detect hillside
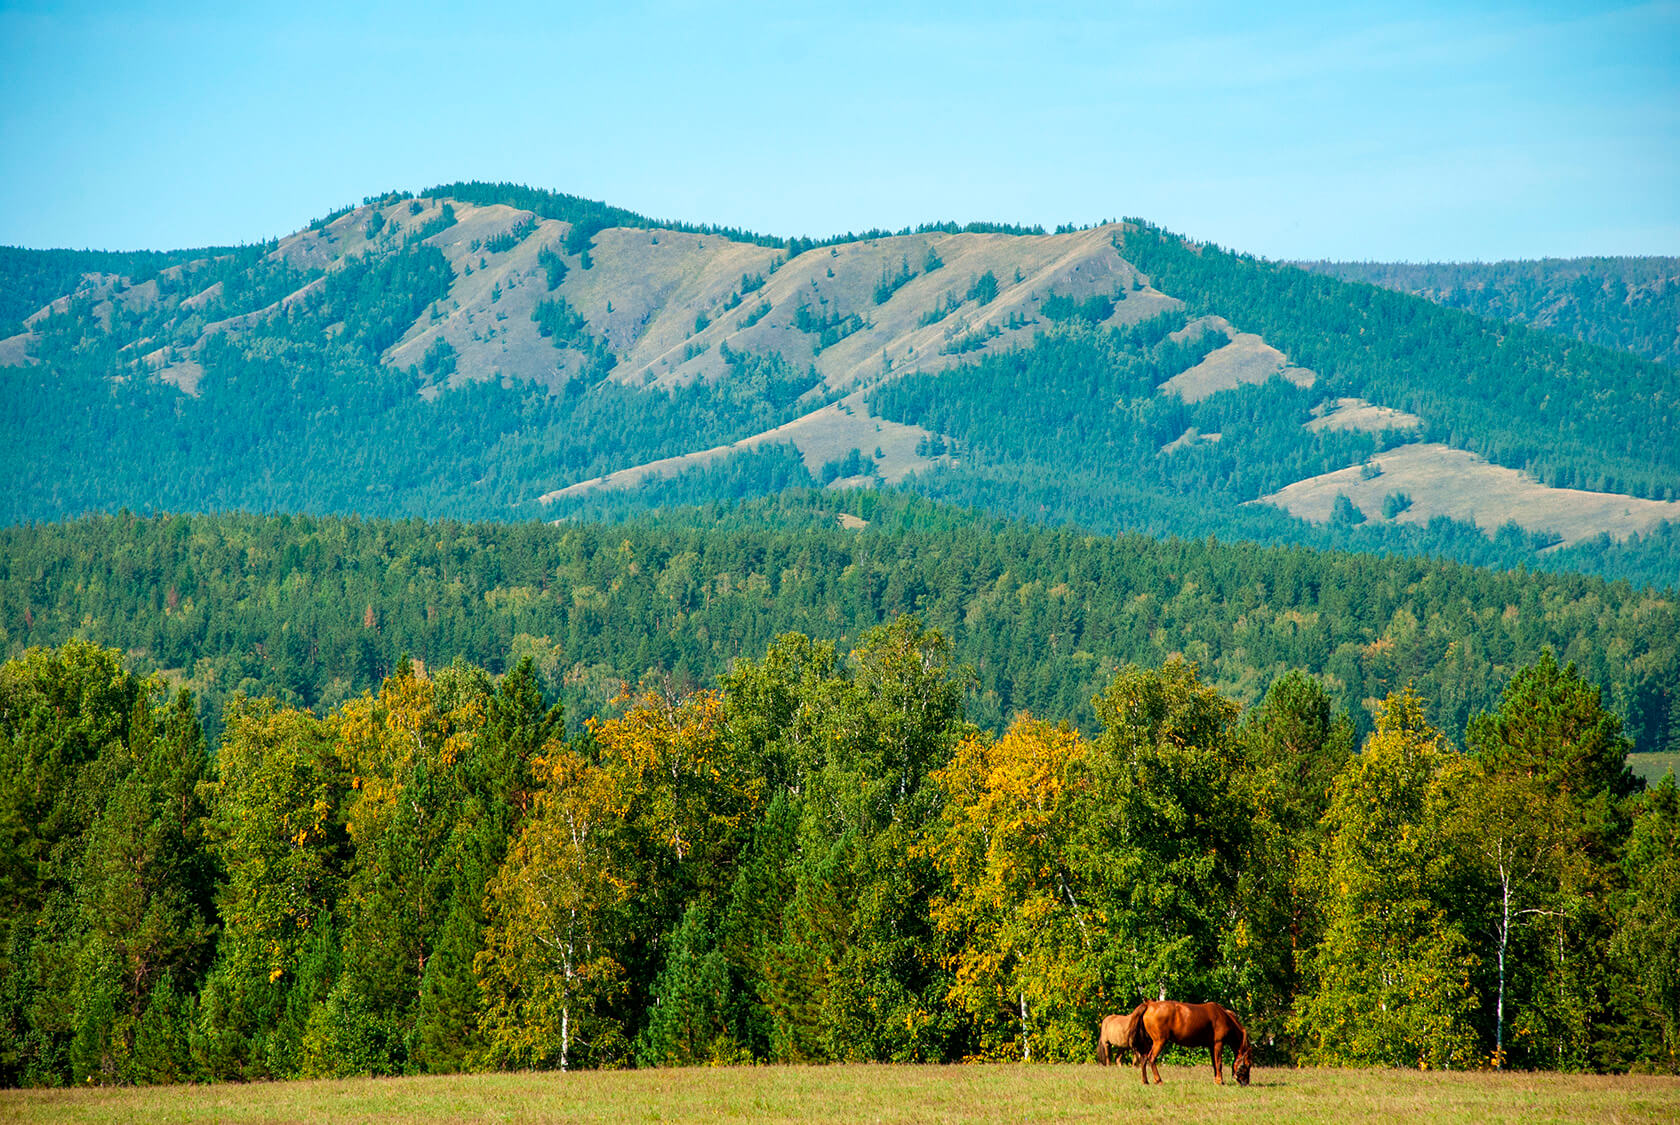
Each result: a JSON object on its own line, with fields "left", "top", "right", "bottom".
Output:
{"left": 1297, "top": 256, "right": 1680, "bottom": 367}
{"left": 3, "top": 184, "right": 1677, "bottom": 587}
{"left": 4, "top": 496, "right": 1675, "bottom": 755}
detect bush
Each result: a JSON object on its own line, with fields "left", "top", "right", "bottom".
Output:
{"left": 300, "top": 979, "right": 398, "bottom": 1078}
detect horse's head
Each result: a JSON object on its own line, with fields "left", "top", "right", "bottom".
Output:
{"left": 1234, "top": 1040, "right": 1252, "bottom": 1086}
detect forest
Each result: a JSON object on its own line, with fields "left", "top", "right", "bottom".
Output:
{"left": 860, "top": 312, "right": 1680, "bottom": 591}
{"left": 1297, "top": 256, "right": 1680, "bottom": 368}
{"left": 6, "top": 189, "right": 1679, "bottom": 1086}
{"left": 3, "top": 498, "right": 1678, "bottom": 755}
{"left": 2, "top": 623, "right": 1676, "bottom": 1086}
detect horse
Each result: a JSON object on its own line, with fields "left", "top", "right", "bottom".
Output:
{"left": 1095, "top": 1004, "right": 1150, "bottom": 1066}
{"left": 1132, "top": 1000, "right": 1252, "bottom": 1086}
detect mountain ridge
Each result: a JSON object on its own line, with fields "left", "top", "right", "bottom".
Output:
{"left": 4, "top": 182, "right": 1676, "bottom": 588}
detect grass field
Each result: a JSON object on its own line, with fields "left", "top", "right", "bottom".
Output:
{"left": 1628, "top": 752, "right": 1678, "bottom": 787}
{"left": 4, "top": 1063, "right": 1678, "bottom": 1125}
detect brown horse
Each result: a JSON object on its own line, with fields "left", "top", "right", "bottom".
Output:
{"left": 1095, "top": 1004, "right": 1149, "bottom": 1066}
{"left": 1133, "top": 1000, "right": 1252, "bottom": 1086}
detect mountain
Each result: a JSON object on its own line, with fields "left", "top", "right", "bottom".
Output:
{"left": 4, "top": 183, "right": 1677, "bottom": 588}
{"left": 1296, "top": 256, "right": 1680, "bottom": 367}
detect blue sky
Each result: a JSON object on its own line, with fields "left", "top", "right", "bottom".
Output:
{"left": 1, "top": 0, "right": 1675, "bottom": 260}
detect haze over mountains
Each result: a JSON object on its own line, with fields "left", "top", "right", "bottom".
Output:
{"left": 1300, "top": 257, "right": 1680, "bottom": 368}
{"left": 4, "top": 183, "right": 1677, "bottom": 588}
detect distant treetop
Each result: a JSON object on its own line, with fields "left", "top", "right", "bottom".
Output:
{"left": 407, "top": 181, "right": 1060, "bottom": 253}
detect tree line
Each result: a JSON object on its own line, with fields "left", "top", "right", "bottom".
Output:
{"left": 3, "top": 499, "right": 1678, "bottom": 756}
{"left": 2, "top": 628, "right": 1676, "bottom": 1087}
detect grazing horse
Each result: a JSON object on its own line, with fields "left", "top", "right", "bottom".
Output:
{"left": 1133, "top": 1000, "right": 1252, "bottom": 1086}
{"left": 1096, "top": 1004, "right": 1150, "bottom": 1065}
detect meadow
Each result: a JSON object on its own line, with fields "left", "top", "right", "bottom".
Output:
{"left": 4, "top": 1063, "right": 1678, "bottom": 1125}
{"left": 1629, "top": 751, "right": 1680, "bottom": 787}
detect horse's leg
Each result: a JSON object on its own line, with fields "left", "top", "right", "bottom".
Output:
{"left": 1145, "top": 1039, "right": 1165, "bottom": 1084}
{"left": 1212, "top": 1036, "right": 1223, "bottom": 1085}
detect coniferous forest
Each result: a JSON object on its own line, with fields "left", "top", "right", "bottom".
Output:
{"left": 4, "top": 497, "right": 1677, "bottom": 752}
{"left": 1296, "top": 256, "right": 1680, "bottom": 369}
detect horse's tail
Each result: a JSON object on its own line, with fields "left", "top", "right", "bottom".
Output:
{"left": 1121, "top": 1001, "right": 1150, "bottom": 1057}
{"left": 1125, "top": 1002, "right": 1149, "bottom": 1049}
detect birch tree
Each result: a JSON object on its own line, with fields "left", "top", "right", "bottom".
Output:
{"left": 1292, "top": 687, "right": 1481, "bottom": 1068}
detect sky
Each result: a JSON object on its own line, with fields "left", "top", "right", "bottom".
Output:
{"left": 1, "top": 0, "right": 1676, "bottom": 261}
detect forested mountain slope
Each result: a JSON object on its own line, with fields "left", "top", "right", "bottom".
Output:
{"left": 4, "top": 495, "right": 1675, "bottom": 756}
{"left": 0, "top": 245, "right": 236, "bottom": 338}
{"left": 1297, "top": 256, "right": 1680, "bottom": 367}
{"left": 4, "top": 184, "right": 1677, "bottom": 588}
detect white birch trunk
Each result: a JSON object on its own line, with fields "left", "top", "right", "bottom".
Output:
{"left": 1020, "top": 993, "right": 1029, "bottom": 1062}
{"left": 561, "top": 906, "right": 576, "bottom": 1073}
{"left": 1496, "top": 862, "right": 1510, "bottom": 1068}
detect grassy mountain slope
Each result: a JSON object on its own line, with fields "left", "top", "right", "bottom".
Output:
{"left": 0, "top": 244, "right": 241, "bottom": 337}
{"left": 3, "top": 184, "right": 1676, "bottom": 588}
{"left": 1122, "top": 227, "right": 1680, "bottom": 500}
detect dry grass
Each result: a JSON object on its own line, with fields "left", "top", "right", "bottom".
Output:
{"left": 1305, "top": 396, "right": 1422, "bottom": 434}
{"left": 1157, "top": 333, "right": 1316, "bottom": 403}
{"left": 541, "top": 393, "right": 945, "bottom": 502}
{"left": 1261, "top": 442, "right": 1680, "bottom": 545}
{"left": 1629, "top": 752, "right": 1679, "bottom": 787}
{"left": 5, "top": 1063, "right": 1677, "bottom": 1125}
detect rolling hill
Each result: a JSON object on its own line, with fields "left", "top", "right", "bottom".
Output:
{"left": 4, "top": 183, "right": 1677, "bottom": 587}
